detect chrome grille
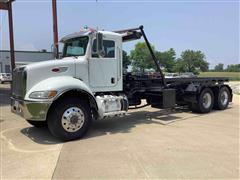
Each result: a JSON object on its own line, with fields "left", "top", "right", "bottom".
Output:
{"left": 12, "top": 67, "right": 27, "bottom": 99}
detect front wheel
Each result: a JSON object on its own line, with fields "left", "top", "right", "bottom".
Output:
{"left": 47, "top": 97, "right": 91, "bottom": 141}
{"left": 190, "top": 88, "right": 214, "bottom": 113}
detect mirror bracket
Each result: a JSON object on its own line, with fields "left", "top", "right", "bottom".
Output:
{"left": 96, "top": 32, "right": 105, "bottom": 57}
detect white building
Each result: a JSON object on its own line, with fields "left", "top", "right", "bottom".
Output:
{"left": 0, "top": 50, "right": 54, "bottom": 73}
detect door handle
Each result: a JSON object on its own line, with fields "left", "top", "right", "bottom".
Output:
{"left": 111, "top": 77, "right": 115, "bottom": 84}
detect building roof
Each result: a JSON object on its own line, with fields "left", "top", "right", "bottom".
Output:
{"left": 0, "top": 50, "right": 52, "bottom": 54}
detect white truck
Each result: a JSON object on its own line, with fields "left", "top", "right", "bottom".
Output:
{"left": 0, "top": 73, "right": 12, "bottom": 84}
{"left": 11, "top": 26, "right": 232, "bottom": 141}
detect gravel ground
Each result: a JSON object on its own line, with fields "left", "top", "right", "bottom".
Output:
{"left": 228, "top": 81, "right": 240, "bottom": 95}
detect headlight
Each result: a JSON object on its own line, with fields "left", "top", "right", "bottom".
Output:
{"left": 29, "top": 91, "right": 57, "bottom": 99}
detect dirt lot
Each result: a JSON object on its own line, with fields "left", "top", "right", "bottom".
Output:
{"left": 0, "top": 83, "right": 239, "bottom": 179}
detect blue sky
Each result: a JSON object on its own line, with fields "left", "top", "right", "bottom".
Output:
{"left": 0, "top": 0, "right": 239, "bottom": 68}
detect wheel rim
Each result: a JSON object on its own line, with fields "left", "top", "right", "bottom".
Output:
{"left": 202, "top": 92, "right": 212, "bottom": 109}
{"left": 61, "top": 107, "right": 85, "bottom": 132}
{"left": 220, "top": 91, "right": 228, "bottom": 106}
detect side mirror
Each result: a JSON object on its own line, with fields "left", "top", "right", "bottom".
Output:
{"left": 96, "top": 32, "right": 105, "bottom": 57}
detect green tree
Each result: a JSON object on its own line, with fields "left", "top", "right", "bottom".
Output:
{"left": 130, "top": 42, "right": 155, "bottom": 73}
{"left": 173, "top": 58, "right": 187, "bottom": 73}
{"left": 156, "top": 48, "right": 176, "bottom": 72}
{"left": 226, "top": 64, "right": 240, "bottom": 72}
{"left": 174, "top": 50, "right": 209, "bottom": 74}
{"left": 214, "top": 63, "right": 224, "bottom": 72}
{"left": 122, "top": 50, "right": 131, "bottom": 70}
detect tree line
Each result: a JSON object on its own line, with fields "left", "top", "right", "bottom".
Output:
{"left": 213, "top": 63, "right": 240, "bottom": 72}
{"left": 123, "top": 42, "right": 239, "bottom": 74}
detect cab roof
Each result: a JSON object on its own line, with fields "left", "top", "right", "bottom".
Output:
{"left": 60, "top": 28, "right": 122, "bottom": 42}
{"left": 60, "top": 28, "right": 93, "bottom": 42}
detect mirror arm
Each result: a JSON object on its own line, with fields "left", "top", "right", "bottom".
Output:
{"left": 96, "top": 32, "right": 104, "bottom": 56}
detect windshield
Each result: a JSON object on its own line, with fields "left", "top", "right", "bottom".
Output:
{"left": 62, "top": 36, "right": 89, "bottom": 57}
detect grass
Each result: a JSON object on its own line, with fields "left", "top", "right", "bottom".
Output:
{"left": 199, "top": 72, "right": 240, "bottom": 81}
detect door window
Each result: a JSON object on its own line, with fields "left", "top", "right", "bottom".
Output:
{"left": 92, "top": 39, "right": 115, "bottom": 58}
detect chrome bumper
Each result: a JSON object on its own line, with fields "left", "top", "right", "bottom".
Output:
{"left": 11, "top": 97, "right": 52, "bottom": 121}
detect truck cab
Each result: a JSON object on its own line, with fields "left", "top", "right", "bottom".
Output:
{"left": 60, "top": 29, "right": 123, "bottom": 92}
{"left": 11, "top": 27, "right": 128, "bottom": 140}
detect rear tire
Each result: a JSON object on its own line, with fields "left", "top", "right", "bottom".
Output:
{"left": 214, "top": 86, "right": 230, "bottom": 110}
{"left": 27, "top": 120, "right": 47, "bottom": 128}
{"left": 190, "top": 88, "right": 214, "bottom": 113}
{"left": 47, "top": 97, "right": 91, "bottom": 141}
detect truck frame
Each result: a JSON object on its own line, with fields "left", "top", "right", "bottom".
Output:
{"left": 11, "top": 25, "right": 232, "bottom": 141}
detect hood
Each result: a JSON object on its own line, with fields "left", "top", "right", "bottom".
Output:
{"left": 25, "top": 57, "right": 76, "bottom": 92}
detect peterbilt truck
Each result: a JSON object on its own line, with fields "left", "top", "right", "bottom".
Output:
{"left": 11, "top": 26, "right": 232, "bottom": 141}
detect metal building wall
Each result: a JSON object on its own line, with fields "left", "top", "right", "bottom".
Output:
{"left": 0, "top": 50, "right": 54, "bottom": 73}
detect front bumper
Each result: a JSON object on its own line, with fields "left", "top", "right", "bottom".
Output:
{"left": 11, "top": 97, "right": 52, "bottom": 121}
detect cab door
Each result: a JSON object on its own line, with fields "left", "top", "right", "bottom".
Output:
{"left": 89, "top": 37, "right": 119, "bottom": 90}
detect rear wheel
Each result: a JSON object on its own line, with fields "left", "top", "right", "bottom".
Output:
{"left": 27, "top": 120, "right": 47, "bottom": 127}
{"left": 214, "top": 86, "right": 230, "bottom": 110}
{"left": 190, "top": 88, "right": 214, "bottom": 113}
{"left": 47, "top": 97, "right": 91, "bottom": 141}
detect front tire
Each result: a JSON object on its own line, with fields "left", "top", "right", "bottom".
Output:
{"left": 47, "top": 97, "right": 91, "bottom": 141}
{"left": 190, "top": 88, "right": 214, "bottom": 113}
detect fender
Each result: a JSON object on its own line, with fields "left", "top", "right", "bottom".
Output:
{"left": 25, "top": 76, "right": 96, "bottom": 104}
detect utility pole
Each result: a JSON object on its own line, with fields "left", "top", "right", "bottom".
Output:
{"left": 0, "top": 0, "right": 15, "bottom": 71}
{"left": 52, "top": 0, "right": 59, "bottom": 58}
